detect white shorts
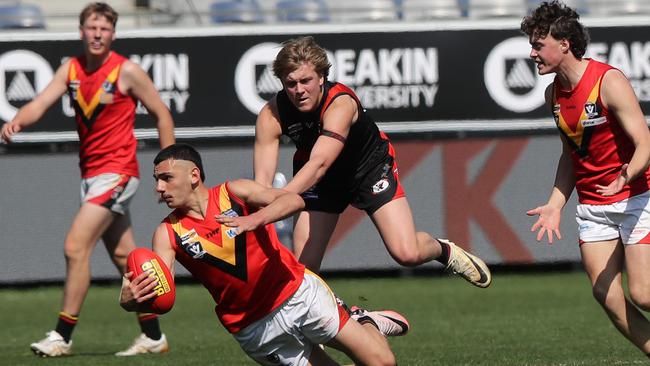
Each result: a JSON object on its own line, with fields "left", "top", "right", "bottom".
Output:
{"left": 233, "top": 271, "right": 348, "bottom": 366}
{"left": 576, "top": 191, "right": 650, "bottom": 245}
{"left": 80, "top": 173, "right": 139, "bottom": 215}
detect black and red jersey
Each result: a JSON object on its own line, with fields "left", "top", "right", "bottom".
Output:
{"left": 276, "top": 81, "right": 389, "bottom": 190}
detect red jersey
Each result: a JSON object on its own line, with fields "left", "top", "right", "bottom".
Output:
{"left": 552, "top": 59, "right": 650, "bottom": 204}
{"left": 67, "top": 52, "right": 139, "bottom": 178}
{"left": 163, "top": 183, "right": 305, "bottom": 333}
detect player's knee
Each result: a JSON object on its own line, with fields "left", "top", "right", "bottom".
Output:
{"left": 63, "top": 240, "right": 90, "bottom": 263}
{"left": 591, "top": 282, "right": 624, "bottom": 309}
{"left": 591, "top": 283, "right": 611, "bottom": 306}
{"left": 629, "top": 285, "right": 650, "bottom": 311}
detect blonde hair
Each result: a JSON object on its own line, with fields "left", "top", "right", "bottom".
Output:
{"left": 272, "top": 36, "right": 331, "bottom": 80}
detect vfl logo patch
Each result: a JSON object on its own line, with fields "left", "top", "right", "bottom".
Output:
{"left": 180, "top": 229, "right": 207, "bottom": 259}
{"left": 372, "top": 179, "right": 390, "bottom": 194}
{"left": 584, "top": 102, "right": 598, "bottom": 119}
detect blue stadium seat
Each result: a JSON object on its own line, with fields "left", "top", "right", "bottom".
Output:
{"left": 526, "top": 0, "right": 588, "bottom": 15}
{"left": 401, "top": 0, "right": 463, "bottom": 20}
{"left": 0, "top": 3, "right": 45, "bottom": 29}
{"left": 584, "top": 0, "right": 650, "bottom": 16}
{"left": 326, "top": 0, "right": 398, "bottom": 22}
{"left": 276, "top": 0, "right": 329, "bottom": 23}
{"left": 210, "top": 0, "right": 264, "bottom": 23}
{"left": 469, "top": 0, "right": 527, "bottom": 18}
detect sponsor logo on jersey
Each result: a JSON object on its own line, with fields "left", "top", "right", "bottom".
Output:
{"left": 226, "top": 228, "right": 238, "bottom": 238}
{"left": 220, "top": 208, "right": 239, "bottom": 218}
{"left": 205, "top": 227, "right": 220, "bottom": 238}
{"left": 581, "top": 116, "right": 607, "bottom": 127}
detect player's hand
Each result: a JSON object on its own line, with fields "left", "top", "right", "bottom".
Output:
{"left": 215, "top": 214, "right": 262, "bottom": 235}
{"left": 526, "top": 204, "right": 562, "bottom": 244}
{"left": 1, "top": 122, "right": 21, "bottom": 143}
{"left": 596, "top": 164, "right": 628, "bottom": 196}
{"left": 119, "top": 271, "right": 158, "bottom": 312}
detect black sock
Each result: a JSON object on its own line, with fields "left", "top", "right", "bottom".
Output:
{"left": 55, "top": 312, "right": 78, "bottom": 343}
{"left": 138, "top": 314, "right": 162, "bottom": 340}
{"left": 436, "top": 239, "right": 451, "bottom": 265}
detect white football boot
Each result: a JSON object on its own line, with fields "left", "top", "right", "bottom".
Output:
{"left": 115, "top": 333, "right": 169, "bottom": 356}
{"left": 350, "top": 306, "right": 410, "bottom": 337}
{"left": 30, "top": 330, "right": 72, "bottom": 357}
{"left": 442, "top": 238, "right": 492, "bottom": 288}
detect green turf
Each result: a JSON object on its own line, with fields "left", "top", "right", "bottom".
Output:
{"left": 1, "top": 272, "right": 647, "bottom": 365}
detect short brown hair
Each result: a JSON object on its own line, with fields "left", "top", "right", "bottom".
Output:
{"left": 272, "top": 36, "right": 331, "bottom": 80}
{"left": 521, "top": 1, "right": 589, "bottom": 58}
{"left": 79, "top": 2, "right": 118, "bottom": 27}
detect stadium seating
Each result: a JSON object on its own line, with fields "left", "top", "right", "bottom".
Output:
{"left": 526, "top": 0, "right": 589, "bottom": 15}
{"left": 276, "top": 0, "right": 329, "bottom": 23}
{"left": 584, "top": 0, "right": 650, "bottom": 15}
{"left": 401, "top": 0, "right": 463, "bottom": 21}
{"left": 0, "top": 0, "right": 649, "bottom": 30}
{"left": 0, "top": 3, "right": 45, "bottom": 29}
{"left": 326, "top": 0, "right": 399, "bottom": 23}
{"left": 469, "top": 0, "right": 527, "bottom": 18}
{"left": 210, "top": 0, "right": 264, "bottom": 23}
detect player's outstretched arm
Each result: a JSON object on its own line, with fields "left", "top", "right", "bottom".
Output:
{"left": 1, "top": 61, "right": 69, "bottom": 142}
{"left": 216, "top": 179, "right": 304, "bottom": 234}
{"left": 527, "top": 137, "right": 575, "bottom": 244}
{"left": 120, "top": 60, "right": 175, "bottom": 148}
{"left": 284, "top": 95, "right": 355, "bottom": 194}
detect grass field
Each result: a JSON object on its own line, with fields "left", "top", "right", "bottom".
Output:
{"left": 2, "top": 271, "right": 647, "bottom": 366}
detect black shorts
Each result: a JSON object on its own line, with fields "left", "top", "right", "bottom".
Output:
{"left": 299, "top": 141, "right": 405, "bottom": 215}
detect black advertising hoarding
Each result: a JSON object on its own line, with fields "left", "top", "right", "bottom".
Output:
{"left": 0, "top": 23, "right": 648, "bottom": 133}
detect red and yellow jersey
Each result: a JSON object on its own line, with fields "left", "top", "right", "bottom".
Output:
{"left": 552, "top": 59, "right": 650, "bottom": 204}
{"left": 68, "top": 51, "right": 139, "bottom": 178}
{"left": 163, "top": 183, "right": 305, "bottom": 333}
